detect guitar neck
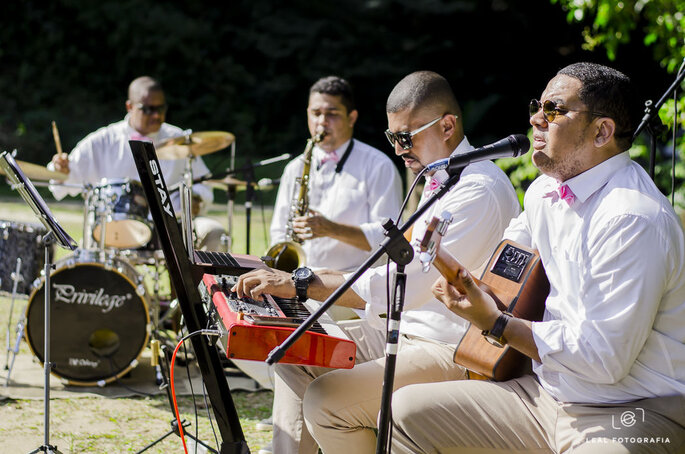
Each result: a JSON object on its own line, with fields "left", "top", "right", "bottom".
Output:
{"left": 433, "top": 250, "right": 482, "bottom": 290}
{"left": 433, "top": 249, "right": 507, "bottom": 311}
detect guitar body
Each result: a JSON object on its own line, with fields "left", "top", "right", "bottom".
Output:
{"left": 453, "top": 240, "right": 549, "bottom": 381}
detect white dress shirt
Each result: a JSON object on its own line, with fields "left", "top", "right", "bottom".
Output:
{"left": 49, "top": 116, "right": 213, "bottom": 211}
{"left": 348, "top": 137, "right": 521, "bottom": 344}
{"left": 270, "top": 138, "right": 402, "bottom": 272}
{"left": 504, "top": 151, "right": 685, "bottom": 403}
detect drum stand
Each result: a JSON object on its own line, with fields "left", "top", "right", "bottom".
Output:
{"left": 4, "top": 257, "right": 25, "bottom": 386}
{"left": 29, "top": 232, "right": 63, "bottom": 454}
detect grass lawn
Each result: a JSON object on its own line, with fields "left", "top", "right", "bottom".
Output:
{"left": 0, "top": 196, "right": 275, "bottom": 453}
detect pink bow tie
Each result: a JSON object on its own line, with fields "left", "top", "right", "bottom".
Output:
{"left": 544, "top": 183, "right": 575, "bottom": 206}
{"left": 423, "top": 177, "right": 442, "bottom": 196}
{"left": 320, "top": 152, "right": 339, "bottom": 166}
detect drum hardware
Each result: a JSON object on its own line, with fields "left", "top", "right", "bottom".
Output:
{"left": 4, "top": 257, "right": 25, "bottom": 386}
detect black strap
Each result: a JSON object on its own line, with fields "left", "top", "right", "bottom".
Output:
{"left": 335, "top": 139, "right": 354, "bottom": 173}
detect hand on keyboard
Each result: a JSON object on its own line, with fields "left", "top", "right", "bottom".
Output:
{"left": 232, "top": 268, "right": 297, "bottom": 300}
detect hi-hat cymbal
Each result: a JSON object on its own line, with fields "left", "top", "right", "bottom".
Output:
{"left": 157, "top": 131, "right": 235, "bottom": 160}
{"left": 0, "top": 159, "right": 68, "bottom": 181}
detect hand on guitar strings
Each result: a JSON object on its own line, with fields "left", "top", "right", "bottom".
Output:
{"left": 431, "top": 269, "right": 501, "bottom": 332}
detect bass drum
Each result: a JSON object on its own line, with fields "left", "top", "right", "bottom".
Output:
{"left": 25, "top": 249, "right": 150, "bottom": 386}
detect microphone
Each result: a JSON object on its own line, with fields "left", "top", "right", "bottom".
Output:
{"left": 425, "top": 134, "right": 530, "bottom": 174}
{"left": 257, "top": 177, "right": 281, "bottom": 188}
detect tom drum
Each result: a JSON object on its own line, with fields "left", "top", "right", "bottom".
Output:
{"left": 90, "top": 178, "right": 152, "bottom": 249}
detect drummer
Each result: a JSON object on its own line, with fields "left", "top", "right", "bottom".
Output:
{"left": 49, "top": 76, "right": 226, "bottom": 251}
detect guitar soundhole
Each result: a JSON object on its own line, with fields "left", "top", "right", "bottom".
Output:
{"left": 490, "top": 245, "right": 532, "bottom": 282}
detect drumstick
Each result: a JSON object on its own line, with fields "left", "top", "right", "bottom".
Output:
{"left": 51, "top": 120, "right": 65, "bottom": 157}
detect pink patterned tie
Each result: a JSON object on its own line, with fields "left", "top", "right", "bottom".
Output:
{"left": 320, "top": 151, "right": 339, "bottom": 166}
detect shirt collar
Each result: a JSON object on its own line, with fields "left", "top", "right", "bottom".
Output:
{"left": 559, "top": 151, "right": 632, "bottom": 204}
{"left": 125, "top": 114, "right": 160, "bottom": 142}
{"left": 314, "top": 138, "right": 350, "bottom": 160}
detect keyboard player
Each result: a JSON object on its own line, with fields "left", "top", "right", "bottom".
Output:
{"left": 233, "top": 71, "right": 521, "bottom": 454}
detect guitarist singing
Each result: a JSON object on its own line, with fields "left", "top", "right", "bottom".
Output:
{"left": 233, "top": 71, "right": 520, "bottom": 454}
{"left": 391, "top": 63, "right": 685, "bottom": 453}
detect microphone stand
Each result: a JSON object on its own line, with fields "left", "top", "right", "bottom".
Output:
{"left": 195, "top": 153, "right": 291, "bottom": 253}
{"left": 243, "top": 159, "right": 255, "bottom": 255}
{"left": 266, "top": 167, "right": 465, "bottom": 454}
{"left": 632, "top": 58, "right": 685, "bottom": 179}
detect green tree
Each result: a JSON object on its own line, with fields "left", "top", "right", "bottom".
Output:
{"left": 551, "top": 0, "right": 685, "bottom": 213}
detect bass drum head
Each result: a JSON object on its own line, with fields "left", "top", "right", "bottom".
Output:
{"left": 25, "top": 250, "right": 150, "bottom": 386}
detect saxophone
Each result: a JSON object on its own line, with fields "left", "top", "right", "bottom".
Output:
{"left": 264, "top": 131, "right": 326, "bottom": 272}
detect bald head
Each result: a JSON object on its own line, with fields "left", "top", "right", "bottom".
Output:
{"left": 128, "top": 76, "right": 164, "bottom": 103}
{"left": 386, "top": 71, "right": 462, "bottom": 119}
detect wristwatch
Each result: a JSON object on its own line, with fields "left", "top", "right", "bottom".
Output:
{"left": 482, "top": 311, "right": 513, "bottom": 348}
{"left": 292, "top": 266, "right": 314, "bottom": 302}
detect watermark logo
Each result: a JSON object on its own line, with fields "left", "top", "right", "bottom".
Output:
{"left": 587, "top": 408, "right": 671, "bottom": 446}
{"left": 612, "top": 407, "right": 645, "bottom": 429}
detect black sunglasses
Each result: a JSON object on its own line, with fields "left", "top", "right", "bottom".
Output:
{"left": 136, "top": 103, "right": 168, "bottom": 116}
{"left": 529, "top": 99, "right": 607, "bottom": 123}
{"left": 385, "top": 115, "right": 447, "bottom": 150}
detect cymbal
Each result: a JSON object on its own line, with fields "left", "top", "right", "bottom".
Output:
{"left": 0, "top": 159, "right": 68, "bottom": 181}
{"left": 157, "top": 131, "right": 235, "bottom": 160}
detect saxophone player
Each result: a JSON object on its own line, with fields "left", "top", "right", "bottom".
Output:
{"left": 244, "top": 76, "right": 402, "bottom": 453}
{"left": 269, "top": 75, "right": 403, "bottom": 273}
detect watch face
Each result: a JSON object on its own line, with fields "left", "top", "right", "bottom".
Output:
{"left": 295, "top": 267, "right": 312, "bottom": 279}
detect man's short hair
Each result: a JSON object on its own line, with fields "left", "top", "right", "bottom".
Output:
{"left": 128, "top": 76, "right": 164, "bottom": 102}
{"left": 310, "top": 76, "right": 356, "bottom": 113}
{"left": 558, "top": 62, "right": 640, "bottom": 151}
{"left": 386, "top": 71, "right": 461, "bottom": 118}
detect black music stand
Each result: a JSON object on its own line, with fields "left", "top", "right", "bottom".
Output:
{"left": 0, "top": 150, "right": 77, "bottom": 454}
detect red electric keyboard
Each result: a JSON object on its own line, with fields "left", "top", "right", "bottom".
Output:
{"left": 200, "top": 273, "right": 356, "bottom": 369}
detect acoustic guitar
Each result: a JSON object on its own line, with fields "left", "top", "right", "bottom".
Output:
{"left": 417, "top": 213, "right": 549, "bottom": 381}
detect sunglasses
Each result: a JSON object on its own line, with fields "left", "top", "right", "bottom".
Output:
{"left": 136, "top": 103, "right": 168, "bottom": 116}
{"left": 529, "top": 99, "right": 607, "bottom": 123}
{"left": 385, "top": 115, "right": 447, "bottom": 150}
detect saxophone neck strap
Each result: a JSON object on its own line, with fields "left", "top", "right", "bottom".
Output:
{"left": 335, "top": 138, "right": 354, "bottom": 174}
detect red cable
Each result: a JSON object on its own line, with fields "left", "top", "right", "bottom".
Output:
{"left": 170, "top": 336, "right": 190, "bottom": 454}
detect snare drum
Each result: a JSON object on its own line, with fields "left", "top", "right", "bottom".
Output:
{"left": 90, "top": 178, "right": 152, "bottom": 249}
{"left": 0, "top": 220, "right": 53, "bottom": 294}
{"left": 25, "top": 249, "right": 150, "bottom": 386}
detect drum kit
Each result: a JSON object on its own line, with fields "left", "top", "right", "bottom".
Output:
{"left": 0, "top": 130, "right": 261, "bottom": 387}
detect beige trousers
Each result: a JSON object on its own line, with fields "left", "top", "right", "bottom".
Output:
{"left": 391, "top": 374, "right": 685, "bottom": 453}
{"left": 272, "top": 322, "right": 467, "bottom": 454}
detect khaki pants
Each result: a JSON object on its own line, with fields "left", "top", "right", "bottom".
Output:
{"left": 272, "top": 322, "right": 467, "bottom": 454}
{"left": 391, "top": 374, "right": 685, "bottom": 453}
